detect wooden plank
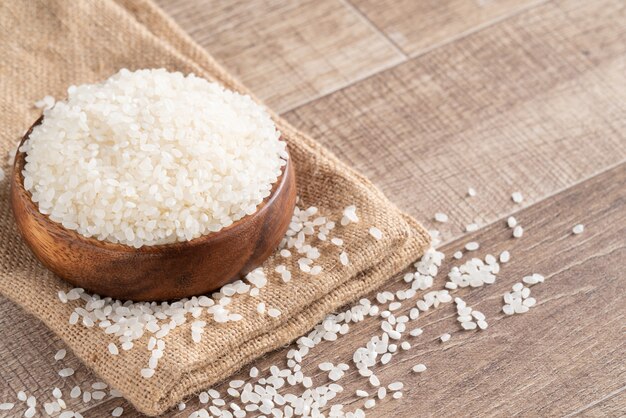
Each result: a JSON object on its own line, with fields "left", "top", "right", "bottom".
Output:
{"left": 349, "top": 0, "right": 547, "bottom": 57}
{"left": 285, "top": 0, "right": 626, "bottom": 246}
{"left": 2, "top": 0, "right": 625, "bottom": 416}
{"left": 79, "top": 161, "right": 626, "bottom": 416}
{"left": 201, "top": 163, "right": 625, "bottom": 418}
{"left": 155, "top": 0, "right": 405, "bottom": 113}
{"left": 376, "top": 163, "right": 626, "bottom": 417}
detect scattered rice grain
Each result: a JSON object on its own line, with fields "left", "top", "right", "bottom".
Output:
{"left": 434, "top": 212, "right": 448, "bottom": 223}
{"left": 412, "top": 364, "right": 427, "bottom": 373}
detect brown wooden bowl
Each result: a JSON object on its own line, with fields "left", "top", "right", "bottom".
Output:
{"left": 10, "top": 118, "right": 296, "bottom": 301}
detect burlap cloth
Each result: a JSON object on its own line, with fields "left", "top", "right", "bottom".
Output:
{"left": 0, "top": 1, "right": 429, "bottom": 415}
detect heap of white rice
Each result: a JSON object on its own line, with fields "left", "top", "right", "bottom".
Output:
{"left": 21, "top": 69, "right": 288, "bottom": 247}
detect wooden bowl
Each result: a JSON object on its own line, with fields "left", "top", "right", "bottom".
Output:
{"left": 10, "top": 118, "right": 296, "bottom": 301}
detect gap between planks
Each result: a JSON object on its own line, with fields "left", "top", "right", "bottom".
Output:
{"left": 279, "top": 0, "right": 549, "bottom": 116}
{"left": 563, "top": 385, "right": 626, "bottom": 417}
{"left": 403, "top": 0, "right": 549, "bottom": 59}
{"left": 434, "top": 156, "right": 626, "bottom": 249}
{"left": 340, "top": 0, "right": 408, "bottom": 58}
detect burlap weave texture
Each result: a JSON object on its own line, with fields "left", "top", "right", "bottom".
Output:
{"left": 0, "top": 1, "right": 429, "bottom": 415}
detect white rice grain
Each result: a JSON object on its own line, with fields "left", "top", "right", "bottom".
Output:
{"left": 70, "top": 387, "right": 81, "bottom": 398}
{"left": 268, "top": 308, "right": 282, "bottom": 318}
{"left": 387, "top": 382, "right": 403, "bottom": 391}
{"left": 23, "top": 69, "right": 287, "bottom": 247}
{"left": 368, "top": 227, "right": 383, "bottom": 240}
{"left": 434, "top": 212, "right": 448, "bottom": 223}
{"left": 340, "top": 252, "right": 349, "bottom": 266}
{"left": 412, "top": 364, "right": 427, "bottom": 373}
{"left": 108, "top": 343, "right": 119, "bottom": 356}
{"left": 54, "top": 349, "right": 66, "bottom": 361}
{"left": 507, "top": 216, "right": 517, "bottom": 228}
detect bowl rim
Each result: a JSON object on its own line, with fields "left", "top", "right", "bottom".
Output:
{"left": 13, "top": 116, "right": 292, "bottom": 254}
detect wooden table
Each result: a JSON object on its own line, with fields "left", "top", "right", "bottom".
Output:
{"left": 1, "top": 0, "right": 624, "bottom": 416}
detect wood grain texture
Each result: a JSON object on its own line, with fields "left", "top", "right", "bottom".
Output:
{"left": 285, "top": 0, "right": 626, "bottom": 246}
{"left": 575, "top": 390, "right": 626, "bottom": 417}
{"left": 155, "top": 0, "right": 405, "bottom": 113}
{"left": 201, "top": 162, "right": 625, "bottom": 418}
{"left": 1, "top": 0, "right": 625, "bottom": 416}
{"left": 11, "top": 122, "right": 296, "bottom": 301}
{"left": 43, "top": 159, "right": 625, "bottom": 417}
{"left": 349, "top": 0, "right": 547, "bottom": 56}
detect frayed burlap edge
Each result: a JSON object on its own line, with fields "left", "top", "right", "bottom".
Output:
{"left": 166, "top": 214, "right": 428, "bottom": 414}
